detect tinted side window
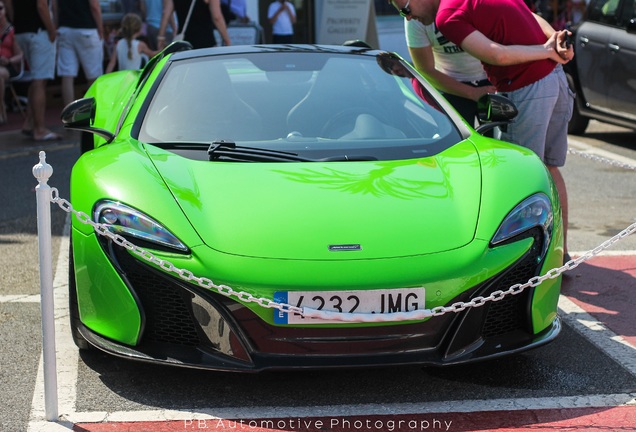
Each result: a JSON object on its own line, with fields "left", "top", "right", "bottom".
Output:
{"left": 618, "top": 0, "right": 636, "bottom": 25}
{"left": 588, "top": 0, "right": 621, "bottom": 24}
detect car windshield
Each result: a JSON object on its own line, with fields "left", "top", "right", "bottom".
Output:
{"left": 138, "top": 50, "right": 463, "bottom": 161}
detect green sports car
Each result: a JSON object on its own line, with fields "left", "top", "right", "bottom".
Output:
{"left": 63, "top": 42, "right": 564, "bottom": 372}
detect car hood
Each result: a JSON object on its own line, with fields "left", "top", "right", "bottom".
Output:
{"left": 146, "top": 142, "right": 482, "bottom": 259}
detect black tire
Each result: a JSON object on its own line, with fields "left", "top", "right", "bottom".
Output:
{"left": 566, "top": 74, "right": 589, "bottom": 135}
{"left": 69, "top": 243, "right": 92, "bottom": 350}
{"left": 568, "top": 100, "right": 589, "bottom": 135}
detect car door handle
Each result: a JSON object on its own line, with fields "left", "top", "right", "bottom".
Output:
{"left": 608, "top": 43, "right": 620, "bottom": 52}
{"left": 579, "top": 36, "right": 589, "bottom": 46}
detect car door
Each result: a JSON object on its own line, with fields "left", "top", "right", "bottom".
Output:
{"left": 575, "top": 0, "right": 619, "bottom": 111}
{"left": 605, "top": 0, "right": 636, "bottom": 120}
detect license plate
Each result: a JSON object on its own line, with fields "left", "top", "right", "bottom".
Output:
{"left": 273, "top": 288, "right": 425, "bottom": 324}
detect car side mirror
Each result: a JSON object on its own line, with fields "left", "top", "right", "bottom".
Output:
{"left": 61, "top": 97, "right": 115, "bottom": 143}
{"left": 61, "top": 97, "right": 95, "bottom": 128}
{"left": 475, "top": 93, "right": 518, "bottom": 135}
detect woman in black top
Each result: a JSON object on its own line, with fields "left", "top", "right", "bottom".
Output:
{"left": 158, "top": 0, "right": 231, "bottom": 49}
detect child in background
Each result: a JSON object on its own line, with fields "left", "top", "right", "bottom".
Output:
{"left": 106, "top": 13, "right": 158, "bottom": 74}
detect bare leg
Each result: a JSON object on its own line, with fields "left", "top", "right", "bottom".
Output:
{"left": 61, "top": 75, "right": 75, "bottom": 108}
{"left": 29, "top": 79, "right": 59, "bottom": 140}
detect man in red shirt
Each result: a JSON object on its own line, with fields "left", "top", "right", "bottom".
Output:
{"left": 390, "top": 0, "right": 574, "bottom": 261}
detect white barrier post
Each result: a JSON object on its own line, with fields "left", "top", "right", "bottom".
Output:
{"left": 32, "top": 151, "right": 58, "bottom": 421}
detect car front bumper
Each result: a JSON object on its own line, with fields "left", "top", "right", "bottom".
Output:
{"left": 74, "top": 228, "right": 562, "bottom": 372}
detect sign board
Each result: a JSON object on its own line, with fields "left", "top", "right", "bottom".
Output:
{"left": 316, "top": 0, "right": 379, "bottom": 48}
{"left": 215, "top": 23, "right": 264, "bottom": 46}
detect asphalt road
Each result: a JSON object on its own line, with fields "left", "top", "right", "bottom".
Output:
{"left": 1, "top": 121, "right": 635, "bottom": 432}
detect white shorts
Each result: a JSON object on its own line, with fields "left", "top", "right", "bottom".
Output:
{"left": 56, "top": 27, "right": 103, "bottom": 79}
{"left": 15, "top": 30, "right": 56, "bottom": 80}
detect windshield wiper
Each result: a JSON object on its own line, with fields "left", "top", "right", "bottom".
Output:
{"left": 207, "top": 140, "right": 313, "bottom": 162}
{"left": 154, "top": 140, "right": 378, "bottom": 162}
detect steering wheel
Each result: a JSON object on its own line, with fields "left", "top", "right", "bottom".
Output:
{"left": 320, "top": 107, "right": 379, "bottom": 138}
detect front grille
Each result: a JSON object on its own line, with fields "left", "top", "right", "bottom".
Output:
{"left": 114, "top": 247, "right": 201, "bottom": 346}
{"left": 480, "top": 229, "right": 543, "bottom": 338}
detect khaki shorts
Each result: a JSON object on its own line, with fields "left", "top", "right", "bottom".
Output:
{"left": 500, "top": 65, "right": 575, "bottom": 167}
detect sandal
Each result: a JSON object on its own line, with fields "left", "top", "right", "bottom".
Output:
{"left": 33, "top": 132, "right": 62, "bottom": 141}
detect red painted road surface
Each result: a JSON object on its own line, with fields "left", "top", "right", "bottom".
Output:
{"left": 72, "top": 407, "right": 636, "bottom": 431}
{"left": 561, "top": 255, "right": 636, "bottom": 348}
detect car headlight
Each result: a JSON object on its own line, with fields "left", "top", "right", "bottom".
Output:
{"left": 93, "top": 200, "right": 188, "bottom": 252}
{"left": 491, "top": 193, "right": 553, "bottom": 254}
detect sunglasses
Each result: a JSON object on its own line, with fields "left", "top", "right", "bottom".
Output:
{"left": 391, "top": 0, "right": 411, "bottom": 17}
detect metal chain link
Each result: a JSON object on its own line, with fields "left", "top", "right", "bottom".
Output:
{"left": 50, "top": 189, "right": 304, "bottom": 317}
{"left": 49, "top": 188, "right": 635, "bottom": 323}
{"left": 568, "top": 148, "right": 636, "bottom": 171}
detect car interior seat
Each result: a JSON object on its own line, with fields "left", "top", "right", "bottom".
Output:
{"left": 286, "top": 58, "right": 387, "bottom": 138}
{"left": 151, "top": 60, "right": 263, "bottom": 143}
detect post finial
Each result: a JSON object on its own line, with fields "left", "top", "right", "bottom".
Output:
{"left": 33, "top": 151, "right": 54, "bottom": 185}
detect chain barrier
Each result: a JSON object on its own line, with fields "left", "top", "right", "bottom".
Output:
{"left": 49, "top": 188, "right": 636, "bottom": 323}
{"left": 568, "top": 148, "right": 636, "bottom": 171}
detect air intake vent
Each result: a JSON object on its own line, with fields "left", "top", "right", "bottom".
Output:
{"left": 481, "top": 229, "right": 543, "bottom": 337}
{"left": 117, "top": 249, "right": 201, "bottom": 346}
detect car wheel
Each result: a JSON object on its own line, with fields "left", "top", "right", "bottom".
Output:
{"left": 68, "top": 242, "right": 92, "bottom": 350}
{"left": 566, "top": 75, "right": 589, "bottom": 135}
{"left": 568, "top": 100, "right": 589, "bottom": 135}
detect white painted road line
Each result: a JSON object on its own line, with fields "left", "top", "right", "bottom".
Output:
{"left": 0, "top": 294, "right": 41, "bottom": 303}
{"left": 558, "top": 296, "right": 636, "bottom": 376}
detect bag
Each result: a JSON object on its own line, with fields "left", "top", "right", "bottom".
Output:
{"left": 174, "top": 0, "right": 196, "bottom": 42}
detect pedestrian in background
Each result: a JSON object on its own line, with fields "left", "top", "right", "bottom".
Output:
{"left": 0, "top": 0, "right": 23, "bottom": 125}
{"left": 221, "top": 0, "right": 249, "bottom": 23}
{"left": 56, "top": 0, "right": 104, "bottom": 108}
{"left": 405, "top": 19, "right": 496, "bottom": 125}
{"left": 391, "top": 0, "right": 574, "bottom": 261}
{"left": 568, "top": 0, "right": 586, "bottom": 25}
{"left": 140, "top": 0, "right": 177, "bottom": 50}
{"left": 268, "top": 0, "right": 295, "bottom": 44}
{"left": 6, "top": 0, "right": 60, "bottom": 141}
{"left": 105, "top": 13, "right": 157, "bottom": 73}
{"left": 158, "top": 0, "right": 231, "bottom": 50}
